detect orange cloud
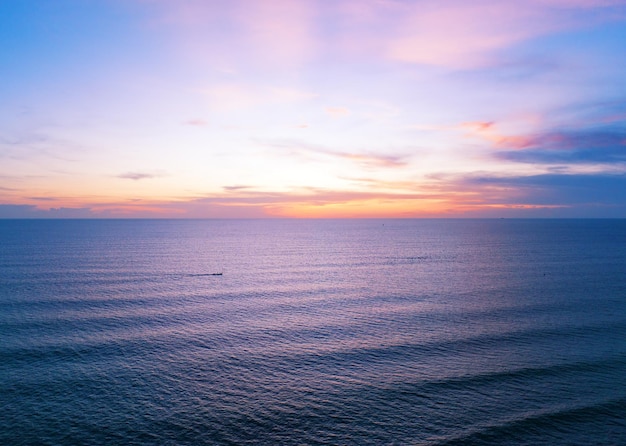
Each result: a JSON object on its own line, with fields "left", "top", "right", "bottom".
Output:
{"left": 461, "top": 121, "right": 534, "bottom": 149}
{"left": 0, "top": 173, "right": 591, "bottom": 218}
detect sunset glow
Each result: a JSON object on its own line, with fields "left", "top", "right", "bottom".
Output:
{"left": 2, "top": 0, "right": 626, "bottom": 217}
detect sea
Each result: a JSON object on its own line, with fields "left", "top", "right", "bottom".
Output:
{"left": 1, "top": 219, "right": 625, "bottom": 445}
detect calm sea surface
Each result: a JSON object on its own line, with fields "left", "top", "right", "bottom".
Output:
{"left": 1, "top": 219, "right": 625, "bottom": 445}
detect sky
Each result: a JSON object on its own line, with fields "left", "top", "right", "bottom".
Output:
{"left": 1, "top": 0, "right": 626, "bottom": 218}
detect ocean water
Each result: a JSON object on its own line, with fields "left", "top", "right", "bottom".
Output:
{"left": 1, "top": 218, "right": 625, "bottom": 445}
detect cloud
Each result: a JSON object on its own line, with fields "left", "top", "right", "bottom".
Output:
{"left": 495, "top": 128, "right": 626, "bottom": 165}
{"left": 222, "top": 185, "right": 254, "bottom": 191}
{"left": 384, "top": 0, "right": 626, "bottom": 68}
{"left": 144, "top": 0, "right": 317, "bottom": 69}
{"left": 200, "top": 173, "right": 597, "bottom": 217}
{"left": 0, "top": 204, "right": 44, "bottom": 218}
{"left": 430, "top": 170, "right": 626, "bottom": 216}
{"left": 460, "top": 120, "right": 537, "bottom": 148}
{"left": 201, "top": 84, "right": 317, "bottom": 112}
{"left": 169, "top": 186, "right": 445, "bottom": 218}
{"left": 184, "top": 119, "right": 209, "bottom": 126}
{"left": 333, "top": 152, "right": 408, "bottom": 168}
{"left": 0, "top": 131, "right": 76, "bottom": 163}
{"left": 145, "top": 0, "right": 626, "bottom": 73}
{"left": 0, "top": 204, "right": 96, "bottom": 218}
{"left": 260, "top": 138, "right": 410, "bottom": 169}
{"left": 27, "top": 196, "right": 56, "bottom": 201}
{"left": 325, "top": 107, "right": 351, "bottom": 117}
{"left": 270, "top": 87, "right": 319, "bottom": 102}
{"left": 457, "top": 104, "right": 626, "bottom": 169}
{"left": 202, "top": 188, "right": 430, "bottom": 205}
{"left": 5, "top": 167, "right": 625, "bottom": 218}
{"left": 343, "top": 177, "right": 414, "bottom": 189}
{"left": 232, "top": 0, "right": 317, "bottom": 66}
{"left": 0, "top": 201, "right": 189, "bottom": 218}
{"left": 116, "top": 171, "right": 165, "bottom": 181}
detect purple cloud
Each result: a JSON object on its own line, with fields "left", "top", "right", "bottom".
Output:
{"left": 116, "top": 172, "right": 162, "bottom": 181}
{"left": 223, "top": 185, "right": 254, "bottom": 191}
{"left": 0, "top": 204, "right": 96, "bottom": 218}
{"left": 184, "top": 119, "right": 209, "bottom": 126}
{"left": 495, "top": 127, "right": 626, "bottom": 165}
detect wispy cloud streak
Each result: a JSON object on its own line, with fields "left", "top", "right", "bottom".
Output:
{"left": 260, "top": 139, "right": 410, "bottom": 169}
{"left": 116, "top": 171, "right": 165, "bottom": 181}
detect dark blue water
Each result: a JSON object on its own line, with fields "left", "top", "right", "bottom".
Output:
{"left": 1, "top": 219, "right": 625, "bottom": 445}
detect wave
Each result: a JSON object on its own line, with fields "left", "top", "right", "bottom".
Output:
{"left": 433, "top": 397, "right": 626, "bottom": 446}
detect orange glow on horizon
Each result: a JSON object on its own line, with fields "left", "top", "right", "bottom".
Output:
{"left": 269, "top": 197, "right": 474, "bottom": 218}
{"left": 1, "top": 186, "right": 574, "bottom": 219}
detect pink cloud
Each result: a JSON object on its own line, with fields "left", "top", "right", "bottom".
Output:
{"left": 388, "top": 0, "right": 610, "bottom": 68}
{"left": 334, "top": 152, "right": 407, "bottom": 168}
{"left": 325, "top": 106, "right": 350, "bottom": 117}
{"left": 143, "top": 0, "right": 318, "bottom": 69}
{"left": 184, "top": 119, "right": 209, "bottom": 126}
{"left": 260, "top": 138, "right": 409, "bottom": 169}
{"left": 201, "top": 84, "right": 317, "bottom": 111}
{"left": 143, "top": 0, "right": 626, "bottom": 71}
{"left": 332, "top": 0, "right": 626, "bottom": 68}
{"left": 234, "top": 0, "right": 316, "bottom": 66}
{"left": 460, "top": 121, "right": 535, "bottom": 149}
